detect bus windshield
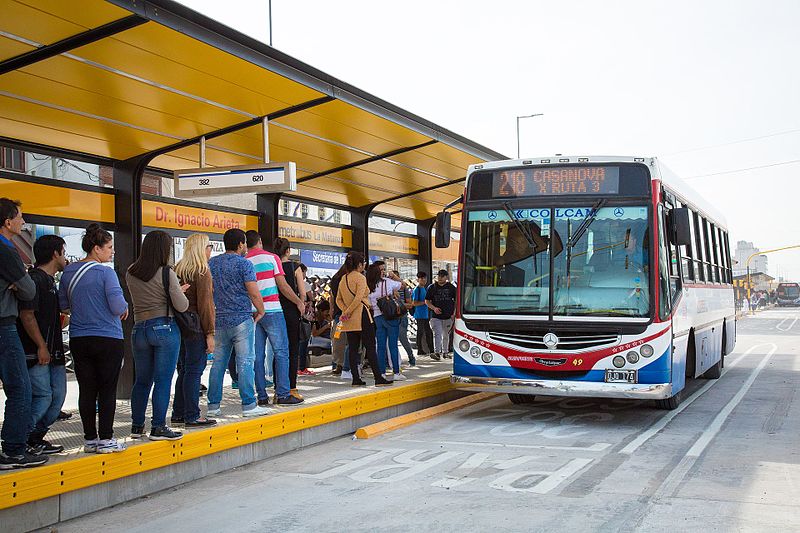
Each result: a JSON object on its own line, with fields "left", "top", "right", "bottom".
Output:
{"left": 462, "top": 205, "right": 650, "bottom": 318}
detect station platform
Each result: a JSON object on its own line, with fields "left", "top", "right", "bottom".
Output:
{"left": 0, "top": 359, "right": 463, "bottom": 532}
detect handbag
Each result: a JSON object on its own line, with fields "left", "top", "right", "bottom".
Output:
{"left": 376, "top": 280, "right": 406, "bottom": 319}
{"left": 162, "top": 267, "right": 203, "bottom": 339}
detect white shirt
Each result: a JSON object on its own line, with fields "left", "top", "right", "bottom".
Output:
{"left": 369, "top": 277, "right": 402, "bottom": 317}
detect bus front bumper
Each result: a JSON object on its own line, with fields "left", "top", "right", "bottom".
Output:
{"left": 450, "top": 375, "right": 673, "bottom": 400}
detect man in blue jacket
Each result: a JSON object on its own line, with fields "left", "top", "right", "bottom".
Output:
{"left": 0, "top": 198, "right": 47, "bottom": 469}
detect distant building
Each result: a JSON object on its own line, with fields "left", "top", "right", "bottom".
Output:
{"left": 733, "top": 240, "right": 768, "bottom": 277}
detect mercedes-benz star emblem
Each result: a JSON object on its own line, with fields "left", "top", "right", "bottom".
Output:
{"left": 543, "top": 332, "right": 559, "bottom": 350}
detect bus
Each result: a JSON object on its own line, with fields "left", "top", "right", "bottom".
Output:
{"left": 776, "top": 282, "right": 800, "bottom": 306}
{"left": 436, "top": 156, "right": 736, "bottom": 410}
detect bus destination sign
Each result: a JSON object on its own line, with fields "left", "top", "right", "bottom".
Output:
{"left": 493, "top": 166, "right": 620, "bottom": 197}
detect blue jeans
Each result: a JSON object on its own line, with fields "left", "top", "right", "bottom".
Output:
{"left": 375, "top": 315, "right": 401, "bottom": 375}
{"left": 28, "top": 363, "right": 67, "bottom": 442}
{"left": 172, "top": 335, "right": 208, "bottom": 423}
{"left": 0, "top": 324, "right": 31, "bottom": 455}
{"left": 209, "top": 319, "right": 257, "bottom": 411}
{"left": 131, "top": 317, "right": 182, "bottom": 428}
{"left": 254, "top": 312, "right": 289, "bottom": 400}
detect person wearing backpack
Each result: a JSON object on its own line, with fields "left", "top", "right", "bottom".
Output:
{"left": 425, "top": 269, "right": 457, "bottom": 361}
{"left": 126, "top": 231, "right": 189, "bottom": 441}
{"left": 367, "top": 261, "right": 407, "bottom": 381}
{"left": 58, "top": 224, "right": 129, "bottom": 454}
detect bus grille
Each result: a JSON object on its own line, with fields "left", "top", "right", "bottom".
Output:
{"left": 486, "top": 331, "right": 620, "bottom": 352}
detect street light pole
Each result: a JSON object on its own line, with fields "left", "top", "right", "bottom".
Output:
{"left": 516, "top": 113, "right": 543, "bottom": 158}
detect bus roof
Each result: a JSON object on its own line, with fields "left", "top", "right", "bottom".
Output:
{"left": 467, "top": 155, "right": 728, "bottom": 229}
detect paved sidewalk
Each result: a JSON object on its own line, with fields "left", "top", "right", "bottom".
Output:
{"left": 0, "top": 354, "right": 451, "bottom": 465}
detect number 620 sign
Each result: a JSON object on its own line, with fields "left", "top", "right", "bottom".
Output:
{"left": 174, "top": 162, "right": 297, "bottom": 198}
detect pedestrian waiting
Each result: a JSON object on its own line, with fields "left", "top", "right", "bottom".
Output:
{"left": 0, "top": 198, "right": 46, "bottom": 469}
{"left": 59, "top": 223, "right": 129, "bottom": 453}
{"left": 171, "top": 233, "right": 218, "bottom": 427}
{"left": 18, "top": 235, "right": 69, "bottom": 455}
{"left": 206, "top": 229, "right": 269, "bottom": 417}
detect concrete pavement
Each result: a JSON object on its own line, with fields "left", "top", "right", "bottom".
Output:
{"left": 56, "top": 308, "right": 800, "bottom": 532}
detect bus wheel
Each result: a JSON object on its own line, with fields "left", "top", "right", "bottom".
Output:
{"left": 508, "top": 393, "right": 537, "bottom": 405}
{"left": 655, "top": 391, "right": 681, "bottom": 410}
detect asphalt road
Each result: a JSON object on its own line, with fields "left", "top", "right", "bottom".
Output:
{"left": 58, "top": 308, "right": 800, "bottom": 533}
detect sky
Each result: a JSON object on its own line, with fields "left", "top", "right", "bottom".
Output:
{"left": 181, "top": 0, "right": 800, "bottom": 279}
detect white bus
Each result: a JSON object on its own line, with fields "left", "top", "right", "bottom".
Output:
{"left": 437, "top": 156, "right": 736, "bottom": 409}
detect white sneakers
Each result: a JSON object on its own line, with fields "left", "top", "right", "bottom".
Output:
{"left": 393, "top": 373, "right": 408, "bottom": 381}
{"left": 242, "top": 405, "right": 271, "bottom": 417}
{"left": 341, "top": 370, "right": 353, "bottom": 381}
{"left": 207, "top": 407, "right": 221, "bottom": 416}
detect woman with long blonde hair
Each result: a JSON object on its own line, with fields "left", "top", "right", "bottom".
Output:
{"left": 171, "top": 233, "right": 217, "bottom": 427}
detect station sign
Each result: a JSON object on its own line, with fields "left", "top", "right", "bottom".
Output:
{"left": 174, "top": 162, "right": 297, "bottom": 198}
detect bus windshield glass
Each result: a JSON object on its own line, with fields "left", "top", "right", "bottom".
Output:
{"left": 462, "top": 206, "right": 650, "bottom": 317}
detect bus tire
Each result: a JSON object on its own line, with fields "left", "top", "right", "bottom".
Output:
{"left": 655, "top": 391, "right": 681, "bottom": 410}
{"left": 508, "top": 393, "right": 537, "bottom": 405}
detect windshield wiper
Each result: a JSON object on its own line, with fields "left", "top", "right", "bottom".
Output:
{"left": 502, "top": 202, "right": 537, "bottom": 250}
{"left": 568, "top": 199, "right": 607, "bottom": 248}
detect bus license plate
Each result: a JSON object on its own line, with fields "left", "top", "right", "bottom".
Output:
{"left": 605, "top": 369, "right": 637, "bottom": 383}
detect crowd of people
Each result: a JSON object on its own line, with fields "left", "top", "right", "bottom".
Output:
{"left": 0, "top": 198, "right": 457, "bottom": 470}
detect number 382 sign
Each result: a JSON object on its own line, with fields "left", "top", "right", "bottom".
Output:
{"left": 174, "top": 162, "right": 297, "bottom": 198}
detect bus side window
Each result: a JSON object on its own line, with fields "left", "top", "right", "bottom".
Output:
{"left": 722, "top": 230, "right": 732, "bottom": 283}
{"left": 663, "top": 204, "right": 682, "bottom": 300}
{"left": 701, "top": 218, "right": 714, "bottom": 283}
{"left": 679, "top": 202, "right": 694, "bottom": 281}
{"left": 657, "top": 205, "right": 672, "bottom": 319}
{"left": 692, "top": 211, "right": 705, "bottom": 282}
{"left": 709, "top": 222, "right": 721, "bottom": 283}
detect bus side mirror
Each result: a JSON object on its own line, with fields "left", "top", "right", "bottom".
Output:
{"left": 435, "top": 212, "right": 451, "bottom": 248}
{"left": 670, "top": 207, "right": 691, "bottom": 246}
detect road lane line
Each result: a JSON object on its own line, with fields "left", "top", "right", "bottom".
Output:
{"left": 396, "top": 439, "right": 611, "bottom": 452}
{"left": 686, "top": 343, "right": 777, "bottom": 457}
{"left": 619, "top": 343, "right": 767, "bottom": 455}
{"left": 776, "top": 316, "right": 797, "bottom": 331}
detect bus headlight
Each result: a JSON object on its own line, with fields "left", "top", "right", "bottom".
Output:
{"left": 459, "top": 340, "right": 470, "bottom": 353}
{"left": 613, "top": 355, "right": 626, "bottom": 368}
{"left": 627, "top": 351, "right": 640, "bottom": 364}
{"left": 640, "top": 344, "right": 654, "bottom": 357}
{"left": 470, "top": 346, "right": 481, "bottom": 358}
{"left": 481, "top": 352, "right": 493, "bottom": 363}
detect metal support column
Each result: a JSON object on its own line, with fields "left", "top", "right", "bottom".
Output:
{"left": 257, "top": 193, "right": 282, "bottom": 248}
{"left": 112, "top": 155, "right": 150, "bottom": 398}
{"left": 417, "top": 217, "right": 436, "bottom": 279}
{"left": 351, "top": 205, "right": 376, "bottom": 258}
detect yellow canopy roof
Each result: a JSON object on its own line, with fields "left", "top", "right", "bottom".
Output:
{"left": 0, "top": 0, "right": 505, "bottom": 221}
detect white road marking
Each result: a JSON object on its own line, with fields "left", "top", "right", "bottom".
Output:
{"left": 619, "top": 343, "right": 767, "bottom": 455}
{"left": 685, "top": 344, "right": 777, "bottom": 457}
{"left": 776, "top": 316, "right": 798, "bottom": 331}
{"left": 488, "top": 458, "right": 593, "bottom": 493}
{"left": 396, "top": 438, "right": 611, "bottom": 452}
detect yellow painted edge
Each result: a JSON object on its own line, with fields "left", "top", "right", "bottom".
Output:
{"left": 0, "top": 377, "right": 453, "bottom": 510}
{"left": 354, "top": 392, "right": 498, "bottom": 439}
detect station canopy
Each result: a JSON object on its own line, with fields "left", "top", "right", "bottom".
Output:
{"left": 0, "top": 0, "right": 505, "bottom": 222}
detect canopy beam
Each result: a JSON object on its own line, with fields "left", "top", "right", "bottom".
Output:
{"left": 297, "top": 140, "right": 438, "bottom": 184}
{"left": 0, "top": 14, "right": 148, "bottom": 75}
